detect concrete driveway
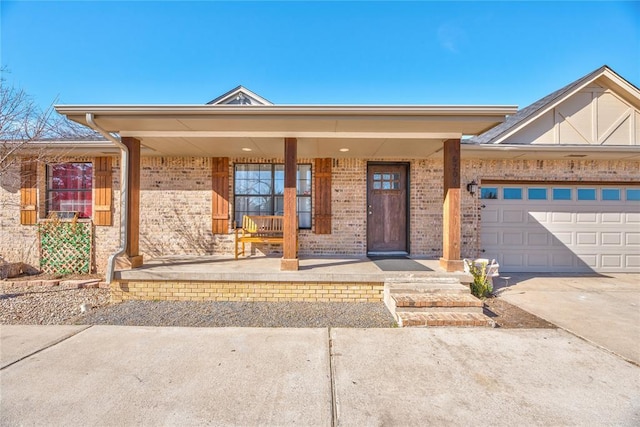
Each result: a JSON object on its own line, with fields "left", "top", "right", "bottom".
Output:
{"left": 494, "top": 273, "right": 640, "bottom": 365}
{"left": 1, "top": 325, "right": 639, "bottom": 426}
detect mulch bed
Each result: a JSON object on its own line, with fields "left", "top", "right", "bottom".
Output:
{"left": 483, "top": 297, "right": 557, "bottom": 329}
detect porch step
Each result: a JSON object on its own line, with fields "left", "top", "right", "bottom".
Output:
{"left": 397, "top": 312, "right": 495, "bottom": 328}
{"left": 391, "top": 293, "right": 483, "bottom": 313}
{"left": 386, "top": 278, "right": 470, "bottom": 294}
{"left": 384, "top": 276, "right": 494, "bottom": 327}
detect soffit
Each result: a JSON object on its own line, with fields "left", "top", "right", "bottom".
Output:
{"left": 56, "top": 104, "right": 515, "bottom": 158}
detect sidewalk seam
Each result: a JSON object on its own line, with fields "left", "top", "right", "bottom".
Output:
{"left": 328, "top": 327, "right": 337, "bottom": 427}
{"left": 1, "top": 325, "right": 93, "bottom": 370}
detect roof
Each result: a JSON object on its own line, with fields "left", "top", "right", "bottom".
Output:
{"left": 469, "top": 65, "right": 640, "bottom": 144}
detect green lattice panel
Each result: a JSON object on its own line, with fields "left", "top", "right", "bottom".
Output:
{"left": 39, "top": 221, "right": 92, "bottom": 275}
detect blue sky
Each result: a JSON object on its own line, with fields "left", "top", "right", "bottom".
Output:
{"left": 1, "top": 1, "right": 638, "bottom": 111}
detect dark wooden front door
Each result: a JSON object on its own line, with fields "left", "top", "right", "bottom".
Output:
{"left": 367, "top": 163, "right": 408, "bottom": 254}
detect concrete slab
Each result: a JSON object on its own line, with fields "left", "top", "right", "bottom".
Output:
{"left": 331, "top": 328, "right": 640, "bottom": 426}
{"left": 1, "top": 326, "right": 331, "bottom": 426}
{"left": 0, "top": 325, "right": 89, "bottom": 368}
{"left": 495, "top": 273, "right": 640, "bottom": 364}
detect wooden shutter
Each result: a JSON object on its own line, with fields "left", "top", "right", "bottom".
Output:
{"left": 211, "top": 157, "right": 229, "bottom": 234}
{"left": 20, "top": 158, "right": 38, "bottom": 225}
{"left": 93, "top": 156, "right": 113, "bottom": 226}
{"left": 314, "top": 158, "right": 332, "bottom": 234}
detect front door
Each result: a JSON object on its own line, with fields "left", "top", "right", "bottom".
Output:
{"left": 367, "top": 163, "right": 408, "bottom": 254}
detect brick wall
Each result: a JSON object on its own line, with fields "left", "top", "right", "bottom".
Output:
{"left": 111, "top": 280, "right": 384, "bottom": 303}
{"left": 3, "top": 154, "right": 637, "bottom": 275}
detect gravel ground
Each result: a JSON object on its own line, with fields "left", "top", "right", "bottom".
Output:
{"left": 1, "top": 280, "right": 554, "bottom": 328}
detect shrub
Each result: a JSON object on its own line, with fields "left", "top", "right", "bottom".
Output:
{"left": 465, "top": 259, "right": 493, "bottom": 298}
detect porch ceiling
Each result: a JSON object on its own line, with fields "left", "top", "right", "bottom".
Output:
{"left": 56, "top": 104, "right": 516, "bottom": 158}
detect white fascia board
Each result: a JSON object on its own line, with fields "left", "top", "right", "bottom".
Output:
{"left": 55, "top": 104, "right": 518, "bottom": 117}
{"left": 463, "top": 144, "right": 640, "bottom": 153}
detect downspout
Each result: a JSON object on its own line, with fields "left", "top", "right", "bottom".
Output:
{"left": 85, "top": 113, "right": 128, "bottom": 284}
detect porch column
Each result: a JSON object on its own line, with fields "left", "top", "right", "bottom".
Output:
{"left": 117, "top": 136, "right": 143, "bottom": 269}
{"left": 281, "top": 137, "right": 299, "bottom": 271}
{"left": 439, "top": 138, "right": 463, "bottom": 272}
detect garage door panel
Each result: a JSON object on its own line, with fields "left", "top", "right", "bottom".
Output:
{"left": 577, "top": 254, "right": 598, "bottom": 268}
{"left": 601, "top": 233, "right": 622, "bottom": 246}
{"left": 527, "top": 233, "right": 549, "bottom": 246}
{"left": 502, "top": 210, "right": 524, "bottom": 223}
{"left": 482, "top": 209, "right": 499, "bottom": 223}
{"left": 576, "top": 212, "right": 598, "bottom": 223}
{"left": 551, "top": 253, "right": 574, "bottom": 268}
{"left": 502, "top": 253, "right": 524, "bottom": 268}
{"left": 602, "top": 212, "right": 623, "bottom": 223}
{"left": 551, "top": 212, "right": 573, "bottom": 223}
{"left": 526, "top": 253, "right": 548, "bottom": 267}
{"left": 626, "top": 233, "right": 640, "bottom": 246}
{"left": 503, "top": 232, "right": 523, "bottom": 245}
{"left": 481, "top": 232, "right": 499, "bottom": 246}
{"left": 626, "top": 212, "right": 640, "bottom": 223}
{"left": 576, "top": 232, "right": 597, "bottom": 245}
{"left": 601, "top": 255, "right": 623, "bottom": 268}
{"left": 553, "top": 232, "right": 573, "bottom": 245}
{"left": 626, "top": 255, "right": 640, "bottom": 268}
{"left": 480, "top": 184, "right": 639, "bottom": 273}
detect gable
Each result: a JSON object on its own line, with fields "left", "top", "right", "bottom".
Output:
{"left": 207, "top": 86, "right": 272, "bottom": 105}
{"left": 471, "top": 66, "right": 640, "bottom": 147}
{"left": 503, "top": 81, "right": 640, "bottom": 146}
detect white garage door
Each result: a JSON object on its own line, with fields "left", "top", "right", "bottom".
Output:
{"left": 480, "top": 185, "right": 640, "bottom": 273}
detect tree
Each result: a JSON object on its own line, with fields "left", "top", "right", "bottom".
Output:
{"left": 0, "top": 67, "right": 101, "bottom": 180}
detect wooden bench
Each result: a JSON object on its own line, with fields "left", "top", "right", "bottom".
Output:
{"left": 235, "top": 215, "right": 297, "bottom": 259}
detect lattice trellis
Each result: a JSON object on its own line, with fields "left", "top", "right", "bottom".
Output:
{"left": 39, "top": 220, "right": 93, "bottom": 275}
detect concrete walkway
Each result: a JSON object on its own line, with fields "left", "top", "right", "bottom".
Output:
{"left": 494, "top": 273, "right": 640, "bottom": 365}
{"left": 2, "top": 325, "right": 639, "bottom": 426}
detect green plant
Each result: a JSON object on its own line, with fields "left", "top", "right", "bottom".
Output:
{"left": 465, "top": 259, "right": 493, "bottom": 298}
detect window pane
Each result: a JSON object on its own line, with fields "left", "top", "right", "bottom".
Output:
{"left": 627, "top": 189, "right": 640, "bottom": 201}
{"left": 577, "top": 188, "right": 596, "bottom": 201}
{"left": 528, "top": 188, "right": 547, "bottom": 200}
{"left": 298, "top": 213, "right": 311, "bottom": 229}
{"left": 373, "top": 181, "right": 381, "bottom": 190}
{"left": 47, "top": 163, "right": 92, "bottom": 218}
{"left": 602, "top": 189, "right": 620, "bottom": 201}
{"left": 553, "top": 188, "right": 571, "bottom": 200}
{"left": 503, "top": 188, "right": 522, "bottom": 200}
{"left": 480, "top": 187, "right": 498, "bottom": 199}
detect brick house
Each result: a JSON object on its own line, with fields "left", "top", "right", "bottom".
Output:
{"left": 1, "top": 66, "right": 638, "bottom": 291}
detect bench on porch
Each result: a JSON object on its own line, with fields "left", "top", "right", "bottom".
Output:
{"left": 235, "top": 215, "right": 297, "bottom": 259}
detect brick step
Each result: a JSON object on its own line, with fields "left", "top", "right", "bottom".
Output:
{"left": 397, "top": 311, "right": 495, "bottom": 328}
{"left": 391, "top": 293, "right": 483, "bottom": 313}
{"left": 386, "top": 280, "right": 470, "bottom": 295}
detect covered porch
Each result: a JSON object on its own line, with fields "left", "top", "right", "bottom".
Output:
{"left": 56, "top": 102, "right": 516, "bottom": 282}
{"left": 111, "top": 254, "right": 472, "bottom": 304}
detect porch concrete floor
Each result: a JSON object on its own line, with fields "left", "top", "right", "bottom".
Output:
{"left": 114, "top": 255, "right": 470, "bottom": 283}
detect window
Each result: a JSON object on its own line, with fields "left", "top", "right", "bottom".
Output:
{"left": 577, "top": 188, "right": 596, "bottom": 201}
{"left": 553, "top": 188, "right": 572, "bottom": 200}
{"left": 234, "top": 164, "right": 312, "bottom": 228}
{"left": 480, "top": 187, "right": 498, "bottom": 199}
{"left": 627, "top": 189, "right": 640, "bottom": 201}
{"left": 372, "top": 172, "right": 400, "bottom": 190}
{"left": 528, "top": 188, "right": 547, "bottom": 200}
{"left": 46, "top": 163, "right": 93, "bottom": 218}
{"left": 601, "top": 188, "right": 620, "bottom": 201}
{"left": 503, "top": 188, "right": 522, "bottom": 200}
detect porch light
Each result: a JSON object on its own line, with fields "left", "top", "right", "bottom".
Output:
{"left": 339, "top": 148, "right": 349, "bottom": 152}
{"left": 242, "top": 147, "right": 252, "bottom": 152}
{"left": 466, "top": 180, "right": 478, "bottom": 195}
